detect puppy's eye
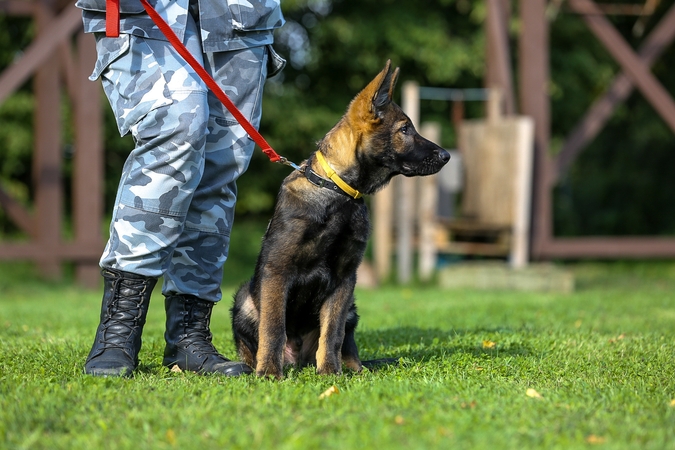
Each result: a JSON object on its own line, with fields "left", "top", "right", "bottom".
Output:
{"left": 400, "top": 125, "right": 409, "bottom": 135}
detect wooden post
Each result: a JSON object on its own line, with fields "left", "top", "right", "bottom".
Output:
{"left": 510, "top": 118, "right": 534, "bottom": 268}
{"left": 33, "top": 3, "right": 63, "bottom": 279}
{"left": 486, "top": 0, "right": 515, "bottom": 115}
{"left": 373, "top": 182, "right": 393, "bottom": 283}
{"left": 73, "top": 31, "right": 104, "bottom": 288}
{"left": 418, "top": 122, "right": 441, "bottom": 281}
{"left": 519, "top": 0, "right": 551, "bottom": 260}
{"left": 398, "top": 81, "right": 419, "bottom": 284}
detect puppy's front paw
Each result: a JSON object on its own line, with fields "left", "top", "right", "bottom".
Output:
{"left": 255, "top": 362, "right": 283, "bottom": 379}
{"left": 316, "top": 361, "right": 342, "bottom": 375}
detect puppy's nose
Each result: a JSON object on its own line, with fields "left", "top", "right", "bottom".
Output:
{"left": 439, "top": 149, "right": 450, "bottom": 163}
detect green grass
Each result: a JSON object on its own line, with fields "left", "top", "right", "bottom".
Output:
{"left": 1, "top": 260, "right": 675, "bottom": 449}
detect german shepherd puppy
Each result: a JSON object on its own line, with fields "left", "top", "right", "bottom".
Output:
{"left": 231, "top": 61, "right": 450, "bottom": 378}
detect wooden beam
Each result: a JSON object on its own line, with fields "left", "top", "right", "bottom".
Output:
{"left": 0, "top": 186, "right": 35, "bottom": 237}
{"left": 73, "top": 31, "right": 104, "bottom": 287}
{"left": 542, "top": 237, "right": 675, "bottom": 259}
{"left": 0, "top": 242, "right": 102, "bottom": 261}
{"left": 0, "top": 0, "right": 37, "bottom": 15}
{"left": 568, "top": 0, "right": 675, "bottom": 134}
{"left": 33, "top": 3, "right": 64, "bottom": 278}
{"left": 555, "top": 3, "right": 675, "bottom": 181}
{"left": 519, "top": 0, "right": 551, "bottom": 260}
{"left": 0, "top": 3, "right": 81, "bottom": 105}
{"left": 486, "top": 0, "right": 515, "bottom": 115}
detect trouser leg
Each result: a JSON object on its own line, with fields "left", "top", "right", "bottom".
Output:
{"left": 162, "top": 45, "right": 269, "bottom": 302}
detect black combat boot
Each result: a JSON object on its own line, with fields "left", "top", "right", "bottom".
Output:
{"left": 163, "top": 295, "right": 252, "bottom": 376}
{"left": 84, "top": 268, "right": 157, "bottom": 377}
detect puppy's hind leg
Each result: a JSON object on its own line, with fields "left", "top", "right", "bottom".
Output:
{"left": 341, "top": 304, "right": 363, "bottom": 372}
{"left": 231, "top": 286, "right": 260, "bottom": 369}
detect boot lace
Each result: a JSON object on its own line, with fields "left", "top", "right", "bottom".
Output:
{"left": 181, "top": 301, "right": 221, "bottom": 358}
{"left": 98, "top": 277, "right": 148, "bottom": 353}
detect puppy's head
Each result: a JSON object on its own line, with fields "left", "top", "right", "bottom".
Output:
{"left": 347, "top": 60, "right": 450, "bottom": 178}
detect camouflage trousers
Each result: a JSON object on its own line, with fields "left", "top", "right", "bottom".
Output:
{"left": 95, "top": 13, "right": 268, "bottom": 302}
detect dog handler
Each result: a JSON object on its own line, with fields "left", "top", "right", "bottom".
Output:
{"left": 76, "top": 0, "right": 285, "bottom": 377}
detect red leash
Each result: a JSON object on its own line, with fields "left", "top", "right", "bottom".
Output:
{"left": 105, "top": 0, "right": 299, "bottom": 168}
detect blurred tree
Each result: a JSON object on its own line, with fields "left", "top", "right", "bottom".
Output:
{"left": 1, "top": 0, "right": 674, "bottom": 238}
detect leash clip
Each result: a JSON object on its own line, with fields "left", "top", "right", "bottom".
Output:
{"left": 278, "top": 156, "right": 305, "bottom": 173}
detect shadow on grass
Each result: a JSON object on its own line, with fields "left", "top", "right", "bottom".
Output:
{"left": 131, "top": 326, "right": 534, "bottom": 377}
{"left": 357, "top": 326, "right": 533, "bottom": 363}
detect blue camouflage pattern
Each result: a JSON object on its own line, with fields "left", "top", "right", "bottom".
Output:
{"left": 93, "top": 3, "right": 279, "bottom": 302}
{"left": 75, "top": 0, "right": 284, "bottom": 52}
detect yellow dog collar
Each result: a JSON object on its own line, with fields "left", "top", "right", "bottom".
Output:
{"left": 314, "top": 151, "right": 362, "bottom": 199}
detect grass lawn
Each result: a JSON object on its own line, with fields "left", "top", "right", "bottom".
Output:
{"left": 1, "top": 259, "right": 675, "bottom": 449}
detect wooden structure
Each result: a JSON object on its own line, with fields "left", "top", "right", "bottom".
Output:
{"left": 374, "top": 0, "right": 675, "bottom": 283}
{"left": 0, "top": 0, "right": 103, "bottom": 287}
{"left": 438, "top": 94, "right": 534, "bottom": 268}
{"left": 506, "top": 0, "right": 675, "bottom": 260}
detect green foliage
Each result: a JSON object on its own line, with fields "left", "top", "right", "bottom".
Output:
{"left": 2, "top": 1, "right": 675, "bottom": 236}
{"left": 2, "top": 260, "right": 675, "bottom": 449}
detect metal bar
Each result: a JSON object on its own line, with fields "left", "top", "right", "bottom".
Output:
{"left": 569, "top": 0, "right": 675, "bottom": 134}
{"left": 554, "top": 3, "right": 675, "bottom": 181}
{"left": 0, "top": 3, "right": 81, "bottom": 105}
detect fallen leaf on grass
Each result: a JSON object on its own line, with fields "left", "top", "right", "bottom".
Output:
{"left": 319, "top": 385, "right": 339, "bottom": 399}
{"left": 609, "top": 333, "right": 625, "bottom": 343}
{"left": 170, "top": 365, "right": 183, "bottom": 373}
{"left": 586, "top": 435, "right": 606, "bottom": 444}
{"left": 166, "top": 429, "right": 176, "bottom": 445}
{"left": 482, "top": 340, "right": 496, "bottom": 349}
{"left": 526, "top": 388, "right": 543, "bottom": 399}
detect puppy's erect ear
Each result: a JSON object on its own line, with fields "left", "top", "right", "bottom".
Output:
{"left": 370, "top": 60, "right": 400, "bottom": 116}
{"left": 347, "top": 60, "right": 400, "bottom": 124}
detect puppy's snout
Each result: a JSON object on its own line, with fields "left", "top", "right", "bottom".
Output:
{"left": 438, "top": 148, "right": 450, "bottom": 164}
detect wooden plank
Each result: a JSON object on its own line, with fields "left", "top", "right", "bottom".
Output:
{"left": 519, "top": 0, "right": 552, "bottom": 260}
{"left": 439, "top": 262, "right": 574, "bottom": 293}
{"left": 543, "top": 237, "right": 675, "bottom": 258}
{"left": 568, "top": 0, "right": 675, "bottom": 134}
{"left": 0, "top": 242, "right": 102, "bottom": 260}
{"left": 554, "top": 3, "right": 675, "bottom": 181}
{"left": 418, "top": 122, "right": 440, "bottom": 282}
{"left": 0, "top": 3, "right": 82, "bottom": 105}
